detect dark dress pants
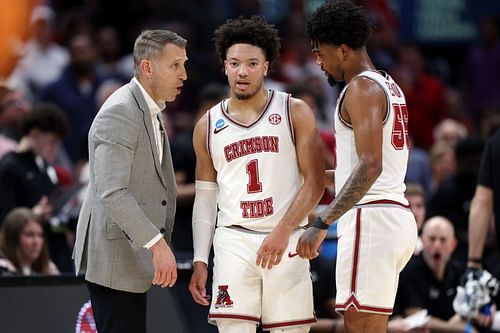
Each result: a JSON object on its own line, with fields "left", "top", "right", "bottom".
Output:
{"left": 87, "top": 281, "right": 147, "bottom": 333}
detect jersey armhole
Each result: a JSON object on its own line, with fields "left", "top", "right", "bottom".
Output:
{"left": 285, "top": 94, "right": 295, "bottom": 143}
{"left": 206, "top": 108, "right": 212, "bottom": 157}
{"left": 357, "top": 74, "right": 391, "bottom": 126}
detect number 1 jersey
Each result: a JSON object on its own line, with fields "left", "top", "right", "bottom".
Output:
{"left": 206, "top": 90, "right": 306, "bottom": 232}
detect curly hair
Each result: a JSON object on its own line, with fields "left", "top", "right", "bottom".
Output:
{"left": 21, "top": 103, "right": 69, "bottom": 138}
{"left": 307, "top": 0, "right": 373, "bottom": 50}
{"left": 213, "top": 16, "right": 281, "bottom": 69}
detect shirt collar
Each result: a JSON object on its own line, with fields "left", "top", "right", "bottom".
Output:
{"left": 132, "top": 77, "right": 166, "bottom": 116}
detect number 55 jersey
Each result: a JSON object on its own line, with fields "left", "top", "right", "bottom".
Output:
{"left": 206, "top": 90, "right": 306, "bottom": 232}
{"left": 335, "top": 70, "right": 410, "bottom": 205}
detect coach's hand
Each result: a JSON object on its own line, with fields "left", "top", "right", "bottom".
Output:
{"left": 151, "top": 238, "right": 177, "bottom": 288}
{"left": 189, "top": 261, "right": 210, "bottom": 305}
{"left": 296, "top": 227, "right": 328, "bottom": 259}
{"left": 256, "top": 226, "right": 290, "bottom": 269}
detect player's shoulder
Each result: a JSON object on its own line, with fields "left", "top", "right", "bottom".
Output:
{"left": 287, "top": 95, "right": 313, "bottom": 114}
{"left": 344, "top": 74, "right": 387, "bottom": 107}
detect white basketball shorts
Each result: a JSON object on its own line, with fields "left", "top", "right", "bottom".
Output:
{"left": 335, "top": 201, "right": 417, "bottom": 315}
{"left": 208, "top": 226, "right": 316, "bottom": 330}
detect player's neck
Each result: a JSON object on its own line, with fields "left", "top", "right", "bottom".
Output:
{"left": 344, "top": 52, "right": 376, "bottom": 83}
{"left": 227, "top": 88, "right": 269, "bottom": 122}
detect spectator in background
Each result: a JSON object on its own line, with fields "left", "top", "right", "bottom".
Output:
{"left": 395, "top": 216, "right": 492, "bottom": 333}
{"left": 38, "top": 33, "right": 109, "bottom": 163}
{"left": 429, "top": 140, "right": 456, "bottom": 195}
{"left": 0, "top": 84, "right": 31, "bottom": 142}
{"left": 433, "top": 118, "right": 468, "bottom": 148}
{"left": 0, "top": 207, "right": 59, "bottom": 276}
{"left": 0, "top": 103, "right": 71, "bottom": 271}
{"left": 7, "top": 5, "right": 69, "bottom": 101}
{"left": 390, "top": 43, "right": 447, "bottom": 150}
{"left": 95, "top": 26, "right": 132, "bottom": 81}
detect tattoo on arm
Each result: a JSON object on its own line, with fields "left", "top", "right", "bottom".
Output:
{"left": 323, "top": 161, "right": 375, "bottom": 224}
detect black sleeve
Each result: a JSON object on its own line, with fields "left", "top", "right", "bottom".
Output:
{"left": 477, "top": 138, "right": 493, "bottom": 189}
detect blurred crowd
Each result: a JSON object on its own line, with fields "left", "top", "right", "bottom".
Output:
{"left": 1, "top": 1, "right": 500, "bottom": 332}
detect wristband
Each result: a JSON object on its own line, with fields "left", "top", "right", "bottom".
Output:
{"left": 313, "top": 216, "right": 330, "bottom": 230}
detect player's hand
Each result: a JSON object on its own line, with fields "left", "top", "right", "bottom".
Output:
{"left": 296, "top": 227, "right": 328, "bottom": 259}
{"left": 256, "top": 227, "right": 290, "bottom": 269}
{"left": 189, "top": 261, "right": 210, "bottom": 305}
{"left": 150, "top": 238, "right": 177, "bottom": 288}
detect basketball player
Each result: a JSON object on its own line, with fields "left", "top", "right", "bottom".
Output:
{"left": 296, "top": 1, "right": 417, "bottom": 333}
{"left": 188, "top": 16, "right": 325, "bottom": 333}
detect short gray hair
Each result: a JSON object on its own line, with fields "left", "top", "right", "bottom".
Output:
{"left": 133, "top": 30, "right": 187, "bottom": 75}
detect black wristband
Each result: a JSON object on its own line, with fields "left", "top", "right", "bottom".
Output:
{"left": 468, "top": 258, "right": 482, "bottom": 264}
{"left": 313, "top": 216, "right": 330, "bottom": 230}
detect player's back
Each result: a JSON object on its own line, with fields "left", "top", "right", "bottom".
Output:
{"left": 334, "top": 70, "right": 409, "bottom": 205}
{"left": 207, "top": 90, "right": 306, "bottom": 232}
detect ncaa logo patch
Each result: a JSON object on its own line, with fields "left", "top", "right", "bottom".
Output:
{"left": 215, "top": 285, "right": 234, "bottom": 308}
{"left": 268, "top": 113, "right": 281, "bottom": 125}
{"left": 215, "top": 119, "right": 225, "bottom": 128}
{"left": 214, "top": 118, "right": 229, "bottom": 134}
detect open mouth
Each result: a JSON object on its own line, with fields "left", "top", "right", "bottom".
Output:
{"left": 236, "top": 81, "right": 250, "bottom": 89}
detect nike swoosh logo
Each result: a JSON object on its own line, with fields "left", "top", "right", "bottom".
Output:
{"left": 214, "top": 125, "right": 229, "bottom": 134}
{"left": 288, "top": 252, "right": 298, "bottom": 258}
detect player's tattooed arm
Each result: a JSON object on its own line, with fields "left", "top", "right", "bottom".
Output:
{"left": 320, "top": 161, "right": 377, "bottom": 224}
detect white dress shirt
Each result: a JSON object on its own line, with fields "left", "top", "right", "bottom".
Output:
{"left": 132, "top": 78, "right": 165, "bottom": 249}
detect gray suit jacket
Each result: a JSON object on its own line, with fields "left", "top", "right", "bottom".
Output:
{"left": 73, "top": 79, "right": 176, "bottom": 293}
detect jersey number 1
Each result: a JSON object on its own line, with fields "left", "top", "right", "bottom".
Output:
{"left": 391, "top": 103, "right": 410, "bottom": 150}
{"left": 246, "top": 159, "right": 262, "bottom": 193}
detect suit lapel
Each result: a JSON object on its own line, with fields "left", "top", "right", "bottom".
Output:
{"left": 128, "top": 80, "right": 168, "bottom": 189}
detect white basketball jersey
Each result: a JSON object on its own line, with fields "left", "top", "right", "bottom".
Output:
{"left": 334, "top": 70, "right": 409, "bottom": 205}
{"left": 207, "top": 90, "right": 306, "bottom": 232}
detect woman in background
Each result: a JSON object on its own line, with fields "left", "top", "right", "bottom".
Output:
{"left": 0, "top": 207, "right": 59, "bottom": 275}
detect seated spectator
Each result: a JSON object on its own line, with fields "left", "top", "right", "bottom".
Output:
{"left": 394, "top": 216, "right": 493, "bottom": 333}
{"left": 0, "top": 103, "right": 72, "bottom": 272}
{"left": 0, "top": 83, "right": 31, "bottom": 142}
{"left": 38, "top": 33, "right": 110, "bottom": 163}
{"left": 7, "top": 5, "right": 69, "bottom": 100}
{"left": 433, "top": 118, "right": 468, "bottom": 148}
{"left": 0, "top": 207, "right": 59, "bottom": 276}
{"left": 429, "top": 141, "right": 456, "bottom": 195}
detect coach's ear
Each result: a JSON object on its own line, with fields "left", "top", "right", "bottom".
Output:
{"left": 264, "top": 61, "right": 269, "bottom": 76}
{"left": 140, "top": 59, "right": 153, "bottom": 78}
